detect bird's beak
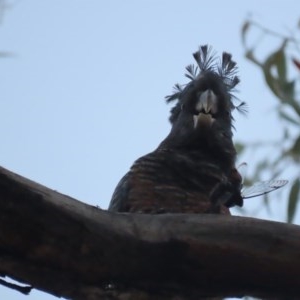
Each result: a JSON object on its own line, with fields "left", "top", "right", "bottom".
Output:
{"left": 193, "top": 89, "right": 217, "bottom": 128}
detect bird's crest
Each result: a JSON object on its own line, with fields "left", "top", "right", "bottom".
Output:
{"left": 166, "top": 45, "right": 248, "bottom": 123}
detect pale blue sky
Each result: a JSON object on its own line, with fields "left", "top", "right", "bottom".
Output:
{"left": 0, "top": 1, "right": 299, "bottom": 299}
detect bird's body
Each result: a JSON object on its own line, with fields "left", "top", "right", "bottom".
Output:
{"left": 108, "top": 46, "right": 246, "bottom": 214}
{"left": 109, "top": 149, "right": 231, "bottom": 214}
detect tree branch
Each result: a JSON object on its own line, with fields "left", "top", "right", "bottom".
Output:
{"left": 0, "top": 166, "right": 299, "bottom": 300}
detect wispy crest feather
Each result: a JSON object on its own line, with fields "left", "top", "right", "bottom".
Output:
{"left": 218, "top": 52, "right": 239, "bottom": 90}
{"left": 185, "top": 64, "right": 198, "bottom": 80}
{"left": 193, "top": 45, "right": 216, "bottom": 72}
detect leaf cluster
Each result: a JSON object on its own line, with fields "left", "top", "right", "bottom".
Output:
{"left": 240, "top": 19, "right": 300, "bottom": 222}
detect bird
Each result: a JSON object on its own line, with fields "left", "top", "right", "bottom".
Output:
{"left": 108, "top": 45, "right": 247, "bottom": 214}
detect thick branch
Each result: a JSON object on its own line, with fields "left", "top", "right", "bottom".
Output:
{"left": 0, "top": 166, "right": 299, "bottom": 300}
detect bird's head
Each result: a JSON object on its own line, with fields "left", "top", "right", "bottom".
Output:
{"left": 159, "top": 45, "right": 247, "bottom": 154}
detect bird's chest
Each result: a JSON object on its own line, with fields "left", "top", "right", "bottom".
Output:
{"left": 127, "top": 153, "right": 230, "bottom": 214}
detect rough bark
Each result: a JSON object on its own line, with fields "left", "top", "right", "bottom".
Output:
{"left": 0, "top": 166, "right": 299, "bottom": 300}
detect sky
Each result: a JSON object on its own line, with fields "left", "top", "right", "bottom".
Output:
{"left": 0, "top": 1, "right": 299, "bottom": 299}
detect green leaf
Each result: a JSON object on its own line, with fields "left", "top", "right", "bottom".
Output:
{"left": 262, "top": 63, "right": 280, "bottom": 99}
{"left": 288, "top": 96, "right": 300, "bottom": 116}
{"left": 279, "top": 109, "right": 300, "bottom": 127}
{"left": 245, "top": 49, "right": 262, "bottom": 67}
{"left": 294, "top": 136, "right": 300, "bottom": 150}
{"left": 235, "top": 142, "right": 245, "bottom": 154}
{"left": 275, "top": 47, "right": 287, "bottom": 83}
{"left": 287, "top": 178, "right": 300, "bottom": 223}
{"left": 0, "top": 51, "right": 14, "bottom": 58}
{"left": 262, "top": 41, "right": 290, "bottom": 101}
{"left": 282, "top": 80, "right": 295, "bottom": 101}
{"left": 263, "top": 193, "right": 271, "bottom": 214}
{"left": 241, "top": 20, "right": 251, "bottom": 47}
{"left": 252, "top": 159, "right": 270, "bottom": 179}
{"left": 288, "top": 136, "right": 300, "bottom": 162}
